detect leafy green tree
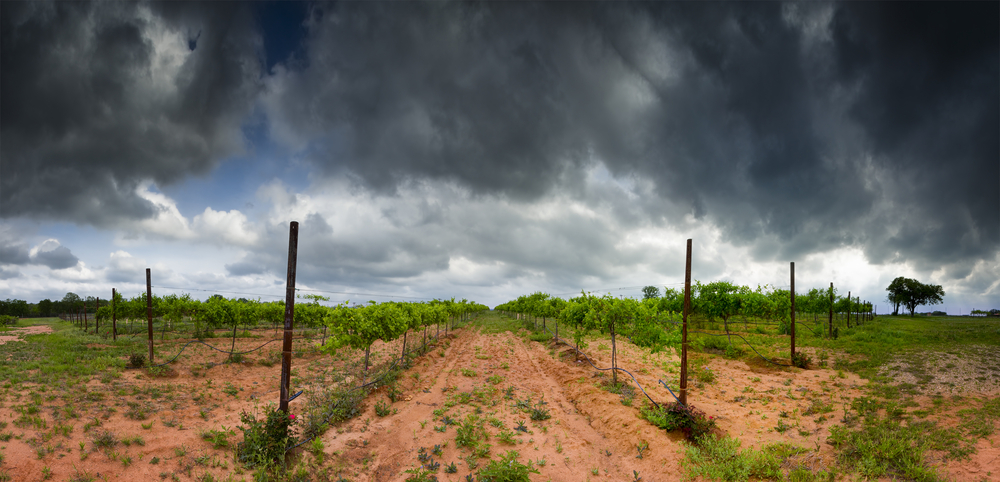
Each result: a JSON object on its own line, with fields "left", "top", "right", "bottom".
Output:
{"left": 886, "top": 277, "right": 945, "bottom": 317}
{"left": 37, "top": 298, "right": 53, "bottom": 317}
{"left": 642, "top": 286, "right": 660, "bottom": 300}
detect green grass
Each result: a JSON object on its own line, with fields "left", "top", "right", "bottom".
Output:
{"left": 682, "top": 434, "right": 808, "bottom": 482}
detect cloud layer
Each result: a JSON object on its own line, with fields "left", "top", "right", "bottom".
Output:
{"left": 1, "top": 2, "right": 997, "bottom": 309}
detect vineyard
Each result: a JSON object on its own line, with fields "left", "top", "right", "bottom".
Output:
{"left": 0, "top": 232, "right": 997, "bottom": 482}
{"left": 1, "top": 296, "right": 999, "bottom": 482}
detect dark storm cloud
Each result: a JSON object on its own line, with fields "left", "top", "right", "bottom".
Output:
{"left": 0, "top": 1, "right": 261, "bottom": 226}
{"left": 31, "top": 245, "right": 79, "bottom": 270}
{"left": 264, "top": 1, "right": 997, "bottom": 277}
{"left": 0, "top": 236, "right": 78, "bottom": 270}
{"left": 829, "top": 2, "right": 999, "bottom": 274}
{"left": 0, "top": 239, "right": 31, "bottom": 265}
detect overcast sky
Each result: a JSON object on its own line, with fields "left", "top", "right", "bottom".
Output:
{"left": 2, "top": 1, "right": 997, "bottom": 313}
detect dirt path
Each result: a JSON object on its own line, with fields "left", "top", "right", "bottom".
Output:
{"left": 332, "top": 326, "right": 687, "bottom": 482}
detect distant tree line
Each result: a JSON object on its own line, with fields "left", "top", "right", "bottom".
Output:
{"left": 1, "top": 293, "right": 110, "bottom": 318}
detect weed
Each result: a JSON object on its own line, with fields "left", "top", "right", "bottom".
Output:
{"left": 375, "top": 400, "right": 392, "bottom": 417}
{"left": 92, "top": 430, "right": 118, "bottom": 449}
{"left": 200, "top": 427, "right": 235, "bottom": 449}
{"left": 127, "top": 353, "right": 146, "bottom": 368}
{"left": 477, "top": 450, "right": 539, "bottom": 481}
{"left": 236, "top": 405, "right": 296, "bottom": 469}
{"left": 122, "top": 434, "right": 145, "bottom": 446}
{"left": 642, "top": 403, "right": 717, "bottom": 441}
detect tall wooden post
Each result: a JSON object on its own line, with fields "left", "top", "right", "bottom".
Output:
{"left": 279, "top": 221, "right": 299, "bottom": 413}
{"left": 680, "top": 239, "right": 692, "bottom": 406}
{"left": 112, "top": 288, "right": 118, "bottom": 341}
{"left": 84, "top": 299, "right": 89, "bottom": 333}
{"left": 95, "top": 297, "right": 99, "bottom": 335}
{"left": 146, "top": 268, "right": 154, "bottom": 364}
{"left": 828, "top": 283, "right": 834, "bottom": 338}
{"left": 846, "top": 291, "right": 851, "bottom": 329}
{"left": 790, "top": 262, "right": 796, "bottom": 359}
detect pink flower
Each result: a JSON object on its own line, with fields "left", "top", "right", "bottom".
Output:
{"left": 289, "top": 414, "right": 296, "bottom": 420}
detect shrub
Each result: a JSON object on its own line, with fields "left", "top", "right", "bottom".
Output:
{"left": 791, "top": 352, "right": 811, "bottom": 369}
{"left": 236, "top": 405, "right": 296, "bottom": 469}
{"left": 127, "top": 353, "right": 146, "bottom": 369}
{"left": 0, "top": 315, "right": 17, "bottom": 327}
{"left": 642, "top": 402, "right": 716, "bottom": 441}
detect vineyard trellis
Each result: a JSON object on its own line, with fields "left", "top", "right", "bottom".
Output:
{"left": 494, "top": 239, "right": 877, "bottom": 412}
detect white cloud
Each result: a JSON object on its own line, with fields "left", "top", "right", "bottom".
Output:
{"left": 192, "top": 208, "right": 260, "bottom": 247}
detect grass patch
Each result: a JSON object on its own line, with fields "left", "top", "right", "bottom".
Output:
{"left": 683, "top": 434, "right": 809, "bottom": 482}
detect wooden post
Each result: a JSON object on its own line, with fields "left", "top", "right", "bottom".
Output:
{"left": 790, "top": 262, "right": 795, "bottom": 360}
{"left": 680, "top": 239, "right": 692, "bottom": 406}
{"left": 95, "top": 297, "right": 99, "bottom": 335}
{"left": 846, "top": 291, "right": 851, "bottom": 329}
{"left": 84, "top": 299, "right": 89, "bottom": 333}
{"left": 856, "top": 297, "right": 860, "bottom": 326}
{"left": 112, "top": 288, "right": 118, "bottom": 341}
{"left": 828, "top": 283, "right": 833, "bottom": 338}
{"left": 279, "top": 221, "right": 299, "bottom": 413}
{"left": 146, "top": 268, "right": 154, "bottom": 364}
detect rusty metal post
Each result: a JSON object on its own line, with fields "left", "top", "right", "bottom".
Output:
{"left": 680, "top": 239, "right": 692, "bottom": 406}
{"left": 146, "top": 268, "right": 154, "bottom": 364}
{"left": 790, "top": 262, "right": 795, "bottom": 360}
{"left": 112, "top": 288, "right": 118, "bottom": 341}
{"left": 279, "top": 221, "right": 299, "bottom": 413}
{"left": 828, "top": 283, "right": 833, "bottom": 338}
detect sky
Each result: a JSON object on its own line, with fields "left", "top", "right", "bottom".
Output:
{"left": 1, "top": 1, "right": 998, "bottom": 314}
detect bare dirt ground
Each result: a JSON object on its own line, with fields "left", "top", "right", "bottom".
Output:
{"left": 1, "top": 320, "right": 998, "bottom": 481}
{"left": 0, "top": 325, "right": 54, "bottom": 345}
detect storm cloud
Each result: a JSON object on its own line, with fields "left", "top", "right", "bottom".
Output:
{"left": 261, "top": 1, "right": 998, "bottom": 277}
{"left": 1, "top": 1, "right": 996, "bottom": 307}
{"left": 1, "top": 1, "right": 261, "bottom": 226}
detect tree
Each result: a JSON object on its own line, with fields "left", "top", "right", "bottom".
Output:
{"left": 642, "top": 286, "right": 660, "bottom": 300}
{"left": 886, "top": 277, "right": 945, "bottom": 317}
{"left": 37, "top": 299, "right": 53, "bottom": 317}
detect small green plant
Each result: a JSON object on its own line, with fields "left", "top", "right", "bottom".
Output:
{"left": 792, "top": 352, "right": 811, "bottom": 369}
{"left": 92, "top": 430, "right": 118, "bottom": 449}
{"left": 200, "top": 427, "right": 235, "bottom": 449}
{"left": 641, "top": 402, "right": 716, "bottom": 441}
{"left": 236, "top": 405, "right": 297, "bottom": 469}
{"left": 529, "top": 399, "right": 551, "bottom": 421}
{"left": 461, "top": 368, "right": 478, "bottom": 377}
{"left": 404, "top": 467, "right": 438, "bottom": 482}
{"left": 477, "top": 450, "right": 539, "bottom": 481}
{"left": 375, "top": 400, "right": 392, "bottom": 417}
{"left": 223, "top": 383, "right": 239, "bottom": 397}
{"left": 127, "top": 353, "right": 146, "bottom": 368}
